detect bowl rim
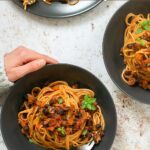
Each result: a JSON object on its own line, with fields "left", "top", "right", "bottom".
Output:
{"left": 1, "top": 63, "right": 117, "bottom": 150}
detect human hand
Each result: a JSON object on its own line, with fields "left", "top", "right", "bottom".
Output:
{"left": 4, "top": 46, "right": 58, "bottom": 82}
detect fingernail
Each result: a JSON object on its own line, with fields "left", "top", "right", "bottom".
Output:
{"left": 50, "top": 58, "right": 59, "bottom": 64}
{"left": 37, "top": 59, "right": 46, "bottom": 66}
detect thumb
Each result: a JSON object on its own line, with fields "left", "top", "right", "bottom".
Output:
{"left": 8, "top": 59, "right": 46, "bottom": 82}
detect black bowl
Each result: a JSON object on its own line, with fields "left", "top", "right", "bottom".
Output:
{"left": 12, "top": 0, "right": 103, "bottom": 18}
{"left": 103, "top": 0, "right": 150, "bottom": 104}
{"left": 1, "top": 64, "right": 116, "bottom": 150}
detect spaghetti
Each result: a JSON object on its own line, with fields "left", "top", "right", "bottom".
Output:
{"left": 121, "top": 13, "right": 150, "bottom": 89}
{"left": 23, "top": 0, "right": 79, "bottom": 10}
{"left": 18, "top": 81, "right": 105, "bottom": 150}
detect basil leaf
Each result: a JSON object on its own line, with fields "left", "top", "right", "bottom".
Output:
{"left": 90, "top": 98, "right": 96, "bottom": 103}
{"left": 82, "top": 95, "right": 97, "bottom": 111}
{"left": 140, "top": 40, "right": 145, "bottom": 46}
{"left": 91, "top": 105, "right": 96, "bottom": 111}
{"left": 81, "top": 104, "right": 86, "bottom": 109}
{"left": 135, "top": 28, "right": 143, "bottom": 34}
{"left": 29, "top": 139, "right": 33, "bottom": 143}
{"left": 84, "top": 95, "right": 89, "bottom": 101}
{"left": 136, "top": 38, "right": 145, "bottom": 46}
{"left": 29, "top": 139, "right": 37, "bottom": 144}
{"left": 140, "top": 20, "right": 150, "bottom": 31}
{"left": 57, "top": 127, "right": 65, "bottom": 135}
{"left": 58, "top": 98, "right": 63, "bottom": 104}
{"left": 144, "top": 25, "right": 150, "bottom": 31}
{"left": 57, "top": 128, "right": 61, "bottom": 132}
{"left": 87, "top": 104, "right": 92, "bottom": 110}
{"left": 82, "top": 130, "right": 88, "bottom": 136}
{"left": 140, "top": 20, "right": 150, "bottom": 26}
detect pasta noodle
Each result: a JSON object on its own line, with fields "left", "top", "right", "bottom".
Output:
{"left": 22, "top": 0, "right": 79, "bottom": 10}
{"left": 18, "top": 81, "right": 105, "bottom": 150}
{"left": 121, "top": 13, "right": 150, "bottom": 90}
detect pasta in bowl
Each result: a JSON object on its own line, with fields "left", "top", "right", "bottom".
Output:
{"left": 103, "top": 0, "right": 150, "bottom": 104}
{"left": 18, "top": 81, "right": 105, "bottom": 150}
{"left": 1, "top": 64, "right": 116, "bottom": 150}
{"left": 121, "top": 13, "right": 150, "bottom": 90}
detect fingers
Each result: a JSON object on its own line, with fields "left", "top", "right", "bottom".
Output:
{"left": 8, "top": 59, "right": 46, "bottom": 82}
{"left": 42, "top": 54, "right": 58, "bottom": 64}
{"left": 5, "top": 46, "right": 58, "bottom": 82}
{"left": 17, "top": 46, "right": 58, "bottom": 64}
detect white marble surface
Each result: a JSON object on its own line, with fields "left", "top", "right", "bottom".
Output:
{"left": 0, "top": 1, "right": 150, "bottom": 150}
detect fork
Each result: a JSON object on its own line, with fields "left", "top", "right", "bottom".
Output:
{"left": 78, "top": 141, "right": 95, "bottom": 150}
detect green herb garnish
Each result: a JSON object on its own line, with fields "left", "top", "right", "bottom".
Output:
{"left": 81, "top": 95, "right": 96, "bottom": 111}
{"left": 140, "top": 20, "right": 150, "bottom": 26}
{"left": 144, "top": 25, "right": 150, "bottom": 31}
{"left": 139, "top": 20, "right": 150, "bottom": 31}
{"left": 58, "top": 98, "right": 63, "bottom": 104}
{"left": 57, "top": 127, "right": 65, "bottom": 135}
{"left": 82, "top": 130, "right": 88, "bottom": 136}
{"left": 29, "top": 139, "right": 33, "bottom": 143}
{"left": 136, "top": 38, "right": 145, "bottom": 46}
{"left": 29, "top": 139, "right": 37, "bottom": 144}
{"left": 135, "top": 28, "right": 143, "bottom": 34}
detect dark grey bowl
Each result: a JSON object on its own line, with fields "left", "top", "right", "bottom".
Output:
{"left": 12, "top": 0, "right": 102, "bottom": 18}
{"left": 1, "top": 64, "right": 116, "bottom": 150}
{"left": 103, "top": 0, "right": 150, "bottom": 104}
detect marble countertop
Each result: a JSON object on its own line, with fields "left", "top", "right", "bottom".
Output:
{"left": 0, "top": 1, "right": 150, "bottom": 150}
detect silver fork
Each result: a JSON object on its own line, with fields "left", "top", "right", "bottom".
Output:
{"left": 78, "top": 141, "right": 95, "bottom": 150}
